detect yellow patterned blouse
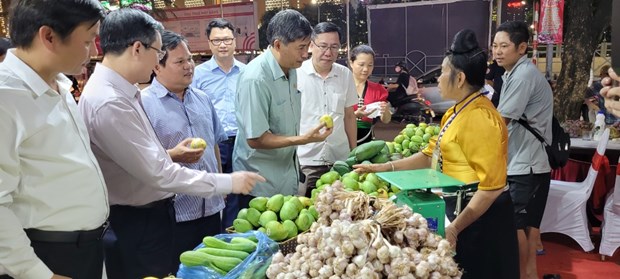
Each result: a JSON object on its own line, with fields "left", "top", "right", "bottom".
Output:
{"left": 422, "top": 92, "right": 508, "bottom": 191}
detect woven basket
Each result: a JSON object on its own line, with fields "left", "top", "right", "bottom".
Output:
{"left": 226, "top": 227, "right": 300, "bottom": 255}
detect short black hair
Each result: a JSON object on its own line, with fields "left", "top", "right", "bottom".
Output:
{"left": 496, "top": 21, "right": 530, "bottom": 47}
{"left": 0, "top": 37, "right": 13, "bottom": 56}
{"left": 206, "top": 18, "right": 235, "bottom": 39}
{"left": 9, "top": 0, "right": 105, "bottom": 49}
{"left": 159, "top": 30, "right": 188, "bottom": 66}
{"left": 446, "top": 29, "right": 487, "bottom": 91}
{"left": 312, "top": 22, "right": 342, "bottom": 43}
{"left": 100, "top": 8, "right": 163, "bottom": 56}
{"left": 266, "top": 9, "right": 312, "bottom": 46}
{"left": 350, "top": 44, "right": 375, "bottom": 62}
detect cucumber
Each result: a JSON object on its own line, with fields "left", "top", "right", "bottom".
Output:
{"left": 197, "top": 247, "right": 250, "bottom": 260}
{"left": 205, "top": 261, "right": 227, "bottom": 275}
{"left": 203, "top": 236, "right": 257, "bottom": 253}
{"left": 231, "top": 237, "right": 258, "bottom": 246}
{"left": 180, "top": 251, "right": 209, "bottom": 267}
{"left": 182, "top": 249, "right": 242, "bottom": 272}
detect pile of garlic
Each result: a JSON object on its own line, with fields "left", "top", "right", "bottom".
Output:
{"left": 266, "top": 181, "right": 462, "bottom": 279}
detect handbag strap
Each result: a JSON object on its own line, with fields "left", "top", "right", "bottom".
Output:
{"left": 516, "top": 118, "right": 548, "bottom": 146}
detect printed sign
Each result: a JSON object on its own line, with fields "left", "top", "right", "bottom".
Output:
{"left": 538, "top": 0, "right": 564, "bottom": 44}
{"left": 158, "top": 2, "right": 258, "bottom": 52}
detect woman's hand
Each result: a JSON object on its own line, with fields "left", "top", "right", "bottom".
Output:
{"left": 353, "top": 162, "right": 391, "bottom": 173}
{"left": 354, "top": 105, "right": 377, "bottom": 118}
{"left": 379, "top": 101, "right": 392, "bottom": 123}
{"left": 445, "top": 224, "right": 459, "bottom": 249}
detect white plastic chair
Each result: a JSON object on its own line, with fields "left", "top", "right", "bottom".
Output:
{"left": 599, "top": 156, "right": 620, "bottom": 260}
{"left": 540, "top": 128, "right": 610, "bottom": 252}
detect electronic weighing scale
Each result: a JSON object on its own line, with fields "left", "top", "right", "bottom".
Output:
{"left": 377, "top": 169, "right": 465, "bottom": 237}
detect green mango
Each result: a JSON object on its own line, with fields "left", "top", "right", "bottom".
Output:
{"left": 283, "top": 220, "right": 298, "bottom": 238}
{"left": 236, "top": 208, "right": 248, "bottom": 220}
{"left": 249, "top": 197, "right": 268, "bottom": 212}
{"left": 342, "top": 176, "right": 359, "bottom": 190}
{"left": 266, "top": 194, "right": 284, "bottom": 212}
{"left": 288, "top": 197, "right": 304, "bottom": 211}
{"left": 259, "top": 210, "right": 278, "bottom": 227}
{"left": 365, "top": 173, "right": 381, "bottom": 186}
{"left": 265, "top": 221, "right": 288, "bottom": 241}
{"left": 308, "top": 205, "right": 319, "bottom": 220}
{"left": 279, "top": 201, "right": 300, "bottom": 221}
{"left": 233, "top": 218, "right": 253, "bottom": 233}
{"left": 361, "top": 180, "right": 377, "bottom": 194}
{"left": 295, "top": 213, "right": 313, "bottom": 232}
{"left": 246, "top": 208, "right": 261, "bottom": 227}
{"left": 320, "top": 171, "right": 340, "bottom": 185}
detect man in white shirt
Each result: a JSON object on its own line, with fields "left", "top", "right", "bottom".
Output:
{"left": 297, "top": 22, "right": 357, "bottom": 196}
{"left": 0, "top": 1, "right": 108, "bottom": 278}
{"left": 77, "top": 9, "right": 264, "bottom": 278}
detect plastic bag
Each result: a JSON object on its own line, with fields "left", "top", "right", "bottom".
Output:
{"left": 176, "top": 230, "right": 279, "bottom": 279}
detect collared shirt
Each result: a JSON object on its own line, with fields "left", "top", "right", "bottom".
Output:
{"left": 422, "top": 93, "right": 508, "bottom": 191}
{"left": 192, "top": 58, "right": 245, "bottom": 137}
{"left": 297, "top": 60, "right": 357, "bottom": 165}
{"left": 78, "top": 63, "right": 232, "bottom": 206}
{"left": 233, "top": 48, "right": 301, "bottom": 197}
{"left": 0, "top": 50, "right": 109, "bottom": 279}
{"left": 141, "top": 78, "right": 226, "bottom": 222}
{"left": 497, "top": 55, "right": 553, "bottom": 175}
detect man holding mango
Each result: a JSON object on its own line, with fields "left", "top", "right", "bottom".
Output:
{"left": 233, "top": 10, "right": 331, "bottom": 210}
{"left": 297, "top": 22, "right": 358, "bottom": 197}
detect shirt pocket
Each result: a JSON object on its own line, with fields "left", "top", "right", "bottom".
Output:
{"left": 330, "top": 93, "right": 345, "bottom": 115}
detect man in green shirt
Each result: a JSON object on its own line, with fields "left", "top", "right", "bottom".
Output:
{"left": 233, "top": 9, "right": 332, "bottom": 207}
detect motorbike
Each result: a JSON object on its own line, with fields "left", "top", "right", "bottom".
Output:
{"left": 389, "top": 93, "right": 435, "bottom": 124}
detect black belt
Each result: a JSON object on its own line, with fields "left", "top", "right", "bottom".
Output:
{"left": 223, "top": 136, "right": 236, "bottom": 144}
{"left": 134, "top": 196, "right": 175, "bottom": 209}
{"left": 111, "top": 196, "right": 175, "bottom": 209}
{"left": 25, "top": 224, "right": 107, "bottom": 244}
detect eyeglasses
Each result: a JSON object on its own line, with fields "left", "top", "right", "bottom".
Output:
{"left": 313, "top": 41, "right": 340, "bottom": 53}
{"left": 209, "top": 38, "right": 234, "bottom": 46}
{"left": 147, "top": 46, "right": 166, "bottom": 60}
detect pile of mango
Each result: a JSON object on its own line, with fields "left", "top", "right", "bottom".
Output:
{"left": 232, "top": 195, "right": 317, "bottom": 242}
{"left": 390, "top": 123, "right": 440, "bottom": 157}
{"left": 313, "top": 169, "right": 401, "bottom": 200}
{"left": 179, "top": 235, "right": 258, "bottom": 275}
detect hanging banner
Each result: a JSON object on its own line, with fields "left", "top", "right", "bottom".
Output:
{"left": 538, "top": 0, "right": 564, "bottom": 44}
{"left": 157, "top": 2, "right": 259, "bottom": 52}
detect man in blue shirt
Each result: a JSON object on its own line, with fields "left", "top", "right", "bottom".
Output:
{"left": 192, "top": 18, "right": 244, "bottom": 230}
{"left": 141, "top": 30, "right": 227, "bottom": 269}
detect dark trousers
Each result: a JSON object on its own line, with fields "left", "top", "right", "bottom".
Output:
{"left": 445, "top": 191, "right": 520, "bottom": 279}
{"left": 0, "top": 227, "right": 105, "bottom": 279}
{"left": 104, "top": 198, "right": 176, "bottom": 279}
{"left": 219, "top": 138, "right": 240, "bottom": 231}
{"left": 237, "top": 194, "right": 256, "bottom": 212}
{"left": 173, "top": 213, "right": 221, "bottom": 270}
{"left": 299, "top": 165, "right": 331, "bottom": 197}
